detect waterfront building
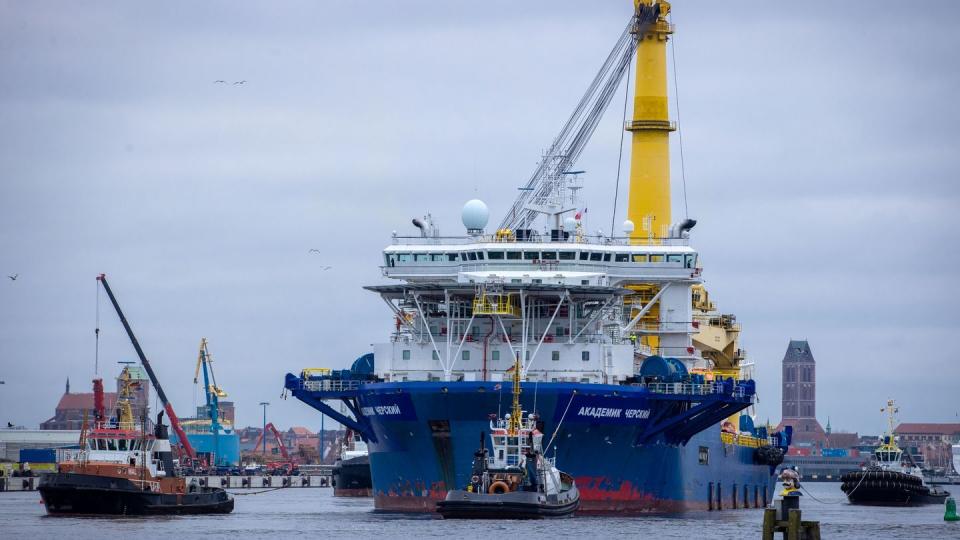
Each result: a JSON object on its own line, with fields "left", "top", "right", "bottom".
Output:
{"left": 895, "top": 423, "right": 960, "bottom": 473}
{"left": 40, "top": 366, "right": 149, "bottom": 430}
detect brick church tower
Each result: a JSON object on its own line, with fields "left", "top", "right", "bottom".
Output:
{"left": 776, "top": 340, "right": 826, "bottom": 444}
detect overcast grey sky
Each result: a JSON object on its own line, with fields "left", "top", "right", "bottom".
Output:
{"left": 1, "top": 1, "right": 958, "bottom": 435}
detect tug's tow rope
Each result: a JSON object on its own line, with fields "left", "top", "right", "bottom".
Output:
{"left": 797, "top": 471, "right": 866, "bottom": 505}
{"left": 227, "top": 486, "right": 286, "bottom": 496}
{"left": 546, "top": 390, "right": 577, "bottom": 454}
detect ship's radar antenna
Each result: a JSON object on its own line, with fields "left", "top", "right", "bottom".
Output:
{"left": 622, "top": 219, "right": 635, "bottom": 236}
{"left": 462, "top": 199, "right": 489, "bottom": 235}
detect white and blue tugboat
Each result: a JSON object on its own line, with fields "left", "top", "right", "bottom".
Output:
{"left": 437, "top": 357, "right": 579, "bottom": 519}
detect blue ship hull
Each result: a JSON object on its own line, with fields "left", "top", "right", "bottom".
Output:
{"left": 347, "top": 381, "right": 778, "bottom": 513}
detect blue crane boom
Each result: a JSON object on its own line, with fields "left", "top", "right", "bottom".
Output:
{"left": 195, "top": 338, "right": 227, "bottom": 466}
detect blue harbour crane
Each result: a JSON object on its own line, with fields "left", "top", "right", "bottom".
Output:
{"left": 194, "top": 338, "right": 228, "bottom": 466}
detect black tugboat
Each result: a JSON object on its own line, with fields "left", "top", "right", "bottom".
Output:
{"left": 437, "top": 357, "right": 579, "bottom": 519}
{"left": 841, "top": 400, "right": 950, "bottom": 506}
{"left": 39, "top": 274, "right": 234, "bottom": 516}
{"left": 332, "top": 430, "right": 372, "bottom": 497}
{"left": 40, "top": 381, "right": 233, "bottom": 515}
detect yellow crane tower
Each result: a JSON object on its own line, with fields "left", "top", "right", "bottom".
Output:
{"left": 626, "top": 0, "right": 674, "bottom": 243}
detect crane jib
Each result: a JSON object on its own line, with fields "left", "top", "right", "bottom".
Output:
{"left": 96, "top": 274, "right": 197, "bottom": 460}
{"left": 498, "top": 5, "right": 660, "bottom": 232}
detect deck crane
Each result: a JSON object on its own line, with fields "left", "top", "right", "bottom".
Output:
{"left": 498, "top": 3, "right": 661, "bottom": 232}
{"left": 96, "top": 274, "right": 198, "bottom": 463}
{"left": 194, "top": 338, "right": 228, "bottom": 466}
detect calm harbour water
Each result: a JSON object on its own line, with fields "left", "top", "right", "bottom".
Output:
{"left": 1, "top": 482, "right": 955, "bottom": 539}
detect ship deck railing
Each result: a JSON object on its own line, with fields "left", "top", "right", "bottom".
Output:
{"left": 720, "top": 431, "right": 774, "bottom": 448}
{"left": 299, "top": 377, "right": 748, "bottom": 399}
{"left": 632, "top": 381, "right": 748, "bottom": 398}
{"left": 382, "top": 261, "right": 696, "bottom": 277}
{"left": 300, "top": 379, "right": 363, "bottom": 392}
{"left": 389, "top": 234, "right": 691, "bottom": 247}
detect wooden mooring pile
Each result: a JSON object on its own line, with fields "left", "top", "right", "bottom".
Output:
{"left": 761, "top": 496, "right": 821, "bottom": 540}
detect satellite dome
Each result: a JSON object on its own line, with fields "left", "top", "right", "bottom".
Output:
{"left": 563, "top": 216, "right": 577, "bottom": 233}
{"left": 462, "top": 199, "right": 489, "bottom": 233}
{"left": 622, "top": 219, "right": 635, "bottom": 235}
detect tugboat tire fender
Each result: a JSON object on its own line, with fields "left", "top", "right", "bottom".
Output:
{"left": 489, "top": 481, "right": 510, "bottom": 494}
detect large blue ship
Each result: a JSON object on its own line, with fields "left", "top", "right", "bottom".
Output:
{"left": 285, "top": 1, "right": 790, "bottom": 514}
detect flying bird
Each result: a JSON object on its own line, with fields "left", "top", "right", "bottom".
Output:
{"left": 213, "top": 80, "right": 227, "bottom": 84}
{"left": 233, "top": 80, "right": 247, "bottom": 85}
{"left": 7, "top": 274, "right": 17, "bottom": 281}
{"left": 306, "top": 250, "right": 332, "bottom": 269}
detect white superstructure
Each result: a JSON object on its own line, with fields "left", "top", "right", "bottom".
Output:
{"left": 368, "top": 197, "right": 708, "bottom": 384}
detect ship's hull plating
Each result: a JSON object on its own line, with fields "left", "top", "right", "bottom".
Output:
{"left": 438, "top": 489, "right": 580, "bottom": 519}
{"left": 39, "top": 473, "right": 234, "bottom": 515}
{"left": 333, "top": 455, "right": 373, "bottom": 497}
{"left": 841, "top": 470, "right": 951, "bottom": 506}
{"left": 357, "top": 381, "right": 776, "bottom": 514}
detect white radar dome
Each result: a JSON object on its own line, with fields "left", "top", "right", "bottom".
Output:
{"left": 462, "top": 199, "right": 490, "bottom": 233}
{"left": 622, "top": 219, "right": 635, "bottom": 235}
{"left": 563, "top": 216, "right": 577, "bottom": 233}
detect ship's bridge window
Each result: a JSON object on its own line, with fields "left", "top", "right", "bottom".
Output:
{"left": 468, "top": 252, "right": 478, "bottom": 261}
{"left": 488, "top": 251, "right": 505, "bottom": 260}
{"left": 559, "top": 251, "right": 575, "bottom": 260}
{"left": 397, "top": 253, "right": 412, "bottom": 263}
{"left": 579, "top": 252, "right": 589, "bottom": 261}
{"left": 431, "top": 253, "right": 444, "bottom": 262}
{"left": 414, "top": 253, "right": 430, "bottom": 262}
{"left": 118, "top": 439, "right": 128, "bottom": 451}
{"left": 603, "top": 253, "right": 611, "bottom": 262}
{"left": 684, "top": 254, "right": 696, "bottom": 268}
{"left": 475, "top": 252, "right": 485, "bottom": 260}
{"left": 107, "top": 439, "right": 117, "bottom": 451}
{"left": 506, "top": 251, "right": 521, "bottom": 260}
{"left": 614, "top": 253, "right": 629, "bottom": 262}
{"left": 541, "top": 251, "right": 557, "bottom": 260}
{"left": 666, "top": 254, "right": 682, "bottom": 264}
{"left": 650, "top": 255, "right": 664, "bottom": 263}
{"left": 447, "top": 253, "right": 459, "bottom": 262}
{"left": 589, "top": 252, "right": 602, "bottom": 262}
{"left": 633, "top": 254, "right": 648, "bottom": 263}
{"left": 523, "top": 251, "right": 539, "bottom": 260}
